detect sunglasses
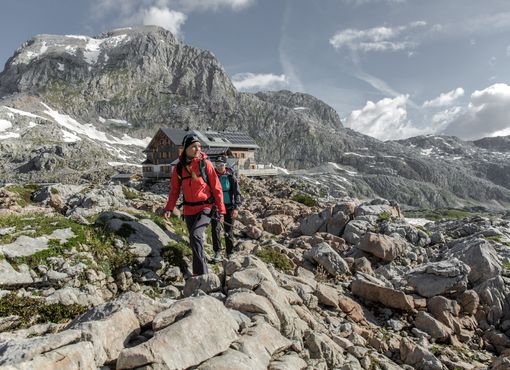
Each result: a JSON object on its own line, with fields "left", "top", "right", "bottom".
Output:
{"left": 215, "top": 163, "right": 226, "bottom": 167}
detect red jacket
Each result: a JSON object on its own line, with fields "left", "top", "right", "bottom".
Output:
{"left": 164, "top": 152, "right": 226, "bottom": 216}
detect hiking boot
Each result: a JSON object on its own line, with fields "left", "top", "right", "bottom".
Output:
{"left": 213, "top": 251, "right": 222, "bottom": 262}
{"left": 226, "top": 253, "right": 234, "bottom": 260}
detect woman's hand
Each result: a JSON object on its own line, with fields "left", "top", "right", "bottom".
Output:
{"left": 231, "top": 209, "right": 239, "bottom": 219}
{"left": 163, "top": 210, "right": 172, "bottom": 220}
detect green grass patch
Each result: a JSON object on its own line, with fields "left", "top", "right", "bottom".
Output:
{"left": 485, "top": 235, "right": 502, "bottom": 243}
{"left": 404, "top": 208, "right": 475, "bottom": 221}
{"left": 292, "top": 193, "right": 318, "bottom": 207}
{"left": 3, "top": 184, "right": 40, "bottom": 207}
{"left": 122, "top": 186, "right": 140, "bottom": 200}
{"left": 11, "top": 239, "right": 70, "bottom": 270}
{"left": 50, "top": 187, "right": 60, "bottom": 195}
{"left": 0, "top": 292, "right": 86, "bottom": 329}
{"left": 0, "top": 213, "right": 82, "bottom": 244}
{"left": 377, "top": 211, "right": 392, "bottom": 222}
{"left": 255, "top": 248, "right": 293, "bottom": 272}
{"left": 1, "top": 213, "right": 136, "bottom": 276}
{"left": 503, "top": 262, "right": 510, "bottom": 270}
{"left": 162, "top": 242, "right": 192, "bottom": 272}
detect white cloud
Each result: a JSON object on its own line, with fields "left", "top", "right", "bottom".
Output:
{"left": 90, "top": 0, "right": 254, "bottom": 34}
{"left": 329, "top": 21, "right": 427, "bottom": 53}
{"left": 441, "top": 83, "right": 510, "bottom": 140}
{"left": 345, "top": 95, "right": 428, "bottom": 141}
{"left": 431, "top": 106, "right": 463, "bottom": 131}
{"left": 231, "top": 73, "right": 288, "bottom": 91}
{"left": 142, "top": 7, "right": 187, "bottom": 35}
{"left": 343, "top": 0, "right": 406, "bottom": 6}
{"left": 422, "top": 87, "right": 464, "bottom": 108}
{"left": 179, "top": 0, "right": 254, "bottom": 12}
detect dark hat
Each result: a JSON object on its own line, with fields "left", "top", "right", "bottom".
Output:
{"left": 182, "top": 133, "right": 200, "bottom": 151}
{"left": 215, "top": 155, "right": 227, "bottom": 164}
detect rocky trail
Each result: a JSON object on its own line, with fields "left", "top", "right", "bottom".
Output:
{"left": 0, "top": 177, "right": 509, "bottom": 369}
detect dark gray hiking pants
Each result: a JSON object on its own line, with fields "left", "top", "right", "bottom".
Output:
{"left": 184, "top": 210, "right": 211, "bottom": 275}
{"left": 211, "top": 208, "right": 234, "bottom": 256}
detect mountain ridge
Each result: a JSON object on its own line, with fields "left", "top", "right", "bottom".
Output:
{"left": 0, "top": 26, "right": 509, "bottom": 210}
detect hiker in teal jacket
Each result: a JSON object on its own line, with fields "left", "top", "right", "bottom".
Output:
{"left": 211, "top": 156, "right": 242, "bottom": 261}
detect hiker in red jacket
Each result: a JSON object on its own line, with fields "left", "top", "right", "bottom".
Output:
{"left": 163, "top": 133, "right": 226, "bottom": 276}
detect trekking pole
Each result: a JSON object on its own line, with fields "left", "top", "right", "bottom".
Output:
{"left": 209, "top": 206, "right": 235, "bottom": 228}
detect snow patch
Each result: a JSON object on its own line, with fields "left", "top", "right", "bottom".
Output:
{"left": 420, "top": 148, "right": 434, "bottom": 156}
{"left": 293, "top": 107, "right": 308, "bottom": 110}
{"left": 65, "top": 35, "right": 89, "bottom": 41}
{"left": 0, "top": 119, "right": 13, "bottom": 132}
{"left": 65, "top": 45, "right": 77, "bottom": 56}
{"left": 108, "top": 162, "right": 142, "bottom": 167}
{"left": 57, "top": 63, "right": 65, "bottom": 71}
{"left": 61, "top": 129, "right": 81, "bottom": 143}
{"left": 42, "top": 103, "right": 149, "bottom": 147}
{"left": 405, "top": 218, "right": 432, "bottom": 227}
{"left": 3, "top": 106, "right": 44, "bottom": 119}
{"left": 343, "top": 152, "right": 376, "bottom": 158}
{"left": 0, "top": 132, "right": 20, "bottom": 140}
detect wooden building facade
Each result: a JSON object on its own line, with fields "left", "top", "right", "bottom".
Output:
{"left": 142, "top": 129, "right": 260, "bottom": 180}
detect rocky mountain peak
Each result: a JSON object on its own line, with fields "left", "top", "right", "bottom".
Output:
{"left": 0, "top": 25, "right": 236, "bottom": 118}
{"left": 255, "top": 90, "right": 343, "bottom": 130}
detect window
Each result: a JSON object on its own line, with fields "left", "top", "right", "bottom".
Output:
{"left": 143, "top": 166, "right": 153, "bottom": 173}
{"left": 241, "top": 153, "right": 245, "bottom": 158}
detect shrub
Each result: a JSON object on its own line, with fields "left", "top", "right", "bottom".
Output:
{"left": 122, "top": 186, "right": 139, "bottom": 200}
{"left": 255, "top": 248, "right": 293, "bottom": 272}
{"left": 292, "top": 193, "right": 318, "bottom": 207}
{"left": 0, "top": 293, "right": 86, "bottom": 329}
{"left": 377, "top": 211, "right": 392, "bottom": 222}
{"left": 163, "top": 242, "right": 192, "bottom": 272}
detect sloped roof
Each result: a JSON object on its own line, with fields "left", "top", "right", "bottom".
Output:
{"left": 204, "top": 131, "right": 259, "bottom": 149}
{"left": 154, "top": 128, "right": 260, "bottom": 150}
{"left": 204, "top": 147, "right": 230, "bottom": 155}
{"left": 160, "top": 128, "right": 201, "bottom": 145}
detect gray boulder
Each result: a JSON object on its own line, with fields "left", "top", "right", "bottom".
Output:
{"left": 183, "top": 273, "right": 221, "bottom": 297}
{"left": 300, "top": 208, "right": 332, "bottom": 236}
{"left": 407, "top": 259, "right": 470, "bottom": 298}
{"left": 343, "top": 220, "right": 371, "bottom": 245}
{"left": 0, "top": 260, "right": 33, "bottom": 287}
{"left": 68, "top": 308, "right": 140, "bottom": 366}
{"left": 197, "top": 322, "right": 291, "bottom": 370}
{"left": 0, "top": 341, "right": 96, "bottom": 370}
{"left": 0, "top": 330, "right": 83, "bottom": 366}
{"left": 351, "top": 273, "right": 414, "bottom": 311}
{"left": 116, "top": 295, "right": 239, "bottom": 369}
{"left": 326, "top": 210, "right": 350, "bottom": 236}
{"left": 68, "top": 291, "right": 173, "bottom": 327}
{"left": 303, "top": 242, "right": 350, "bottom": 275}
{"left": 447, "top": 238, "right": 501, "bottom": 285}
{"left": 225, "top": 291, "right": 280, "bottom": 329}
{"left": 414, "top": 311, "right": 452, "bottom": 341}
{"left": 356, "top": 232, "right": 407, "bottom": 262}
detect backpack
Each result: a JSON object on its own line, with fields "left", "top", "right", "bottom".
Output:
{"left": 175, "top": 158, "right": 211, "bottom": 189}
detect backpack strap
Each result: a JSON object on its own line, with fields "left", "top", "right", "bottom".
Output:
{"left": 176, "top": 159, "right": 210, "bottom": 187}
{"left": 199, "top": 158, "right": 211, "bottom": 189}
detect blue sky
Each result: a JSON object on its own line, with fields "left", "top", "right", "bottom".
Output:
{"left": 2, "top": 0, "right": 510, "bottom": 141}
